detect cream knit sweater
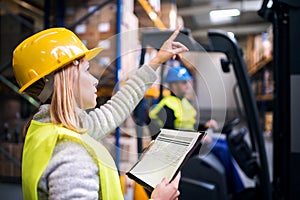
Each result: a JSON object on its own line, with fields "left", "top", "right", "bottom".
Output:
{"left": 33, "top": 64, "right": 157, "bottom": 199}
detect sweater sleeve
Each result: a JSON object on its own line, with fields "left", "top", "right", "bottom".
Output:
{"left": 81, "top": 64, "right": 157, "bottom": 140}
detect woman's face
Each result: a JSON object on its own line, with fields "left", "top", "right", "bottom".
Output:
{"left": 75, "top": 58, "right": 99, "bottom": 110}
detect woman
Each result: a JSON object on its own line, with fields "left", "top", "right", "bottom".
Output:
{"left": 12, "top": 27, "right": 188, "bottom": 200}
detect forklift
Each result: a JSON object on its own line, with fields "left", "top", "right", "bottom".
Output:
{"left": 135, "top": 0, "right": 300, "bottom": 199}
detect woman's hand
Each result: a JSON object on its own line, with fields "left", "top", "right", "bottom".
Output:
{"left": 149, "top": 27, "right": 189, "bottom": 70}
{"left": 150, "top": 172, "right": 181, "bottom": 200}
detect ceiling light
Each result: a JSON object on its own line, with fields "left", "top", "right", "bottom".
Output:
{"left": 209, "top": 9, "right": 240, "bottom": 23}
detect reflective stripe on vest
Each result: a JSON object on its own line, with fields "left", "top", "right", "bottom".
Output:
{"left": 22, "top": 120, "right": 123, "bottom": 200}
{"left": 149, "top": 96, "right": 197, "bottom": 130}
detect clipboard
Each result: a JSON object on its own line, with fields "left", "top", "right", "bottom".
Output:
{"left": 126, "top": 128, "right": 207, "bottom": 192}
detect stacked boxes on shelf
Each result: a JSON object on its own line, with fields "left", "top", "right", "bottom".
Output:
{"left": 64, "top": 1, "right": 117, "bottom": 98}
{"left": 246, "top": 26, "right": 274, "bottom": 136}
{"left": 160, "top": 2, "right": 178, "bottom": 29}
{"left": 264, "top": 112, "right": 273, "bottom": 137}
{"left": 120, "top": 0, "right": 139, "bottom": 80}
{"left": 65, "top": 1, "right": 117, "bottom": 74}
{"left": 65, "top": 0, "right": 141, "bottom": 169}
{"left": 65, "top": 0, "right": 139, "bottom": 96}
{"left": 101, "top": 133, "right": 138, "bottom": 172}
{"left": 246, "top": 26, "right": 273, "bottom": 73}
{"left": 0, "top": 98, "right": 24, "bottom": 179}
{"left": 0, "top": 143, "right": 22, "bottom": 178}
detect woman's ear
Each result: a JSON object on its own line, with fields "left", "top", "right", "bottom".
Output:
{"left": 72, "top": 60, "right": 79, "bottom": 66}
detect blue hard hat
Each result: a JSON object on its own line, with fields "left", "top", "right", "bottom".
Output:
{"left": 164, "top": 66, "right": 193, "bottom": 83}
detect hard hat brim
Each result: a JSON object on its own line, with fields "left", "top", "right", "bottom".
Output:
{"left": 86, "top": 46, "right": 104, "bottom": 61}
{"left": 19, "top": 46, "right": 104, "bottom": 93}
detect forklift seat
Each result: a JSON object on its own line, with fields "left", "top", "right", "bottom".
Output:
{"left": 179, "top": 153, "right": 228, "bottom": 200}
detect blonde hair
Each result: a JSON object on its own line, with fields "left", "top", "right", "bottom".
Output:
{"left": 23, "top": 58, "right": 87, "bottom": 135}
{"left": 50, "top": 60, "right": 83, "bottom": 132}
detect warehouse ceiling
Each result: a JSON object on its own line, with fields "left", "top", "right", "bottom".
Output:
{"left": 2, "top": 0, "right": 271, "bottom": 43}
{"left": 175, "top": 0, "right": 271, "bottom": 42}
{"left": 135, "top": 0, "right": 271, "bottom": 43}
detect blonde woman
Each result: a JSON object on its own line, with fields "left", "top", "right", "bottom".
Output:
{"left": 12, "top": 27, "right": 188, "bottom": 200}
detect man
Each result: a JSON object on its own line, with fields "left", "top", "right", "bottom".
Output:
{"left": 148, "top": 62, "right": 245, "bottom": 194}
{"left": 149, "top": 63, "right": 218, "bottom": 139}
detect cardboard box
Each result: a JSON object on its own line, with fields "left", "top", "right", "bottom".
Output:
{"left": 101, "top": 134, "right": 138, "bottom": 172}
{"left": 0, "top": 143, "right": 23, "bottom": 177}
{"left": 264, "top": 112, "right": 273, "bottom": 135}
{"left": 160, "top": 3, "right": 178, "bottom": 29}
{"left": 97, "top": 21, "right": 117, "bottom": 40}
{"left": 123, "top": 0, "right": 134, "bottom": 13}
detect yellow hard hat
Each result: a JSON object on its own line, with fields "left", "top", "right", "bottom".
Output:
{"left": 12, "top": 27, "right": 104, "bottom": 93}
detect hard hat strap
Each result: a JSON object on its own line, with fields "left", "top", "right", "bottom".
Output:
{"left": 38, "top": 73, "right": 54, "bottom": 103}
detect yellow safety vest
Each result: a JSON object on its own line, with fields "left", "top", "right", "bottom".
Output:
{"left": 22, "top": 120, "right": 123, "bottom": 200}
{"left": 149, "top": 95, "right": 197, "bottom": 130}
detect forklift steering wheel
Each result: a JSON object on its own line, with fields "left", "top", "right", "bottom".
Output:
{"left": 221, "top": 118, "right": 240, "bottom": 134}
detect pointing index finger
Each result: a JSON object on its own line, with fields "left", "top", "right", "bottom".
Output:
{"left": 168, "top": 26, "right": 181, "bottom": 41}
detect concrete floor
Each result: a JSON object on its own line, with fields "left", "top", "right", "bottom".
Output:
{"left": 0, "top": 182, "right": 22, "bottom": 200}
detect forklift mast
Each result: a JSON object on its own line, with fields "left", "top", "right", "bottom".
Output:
{"left": 207, "top": 30, "right": 272, "bottom": 200}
